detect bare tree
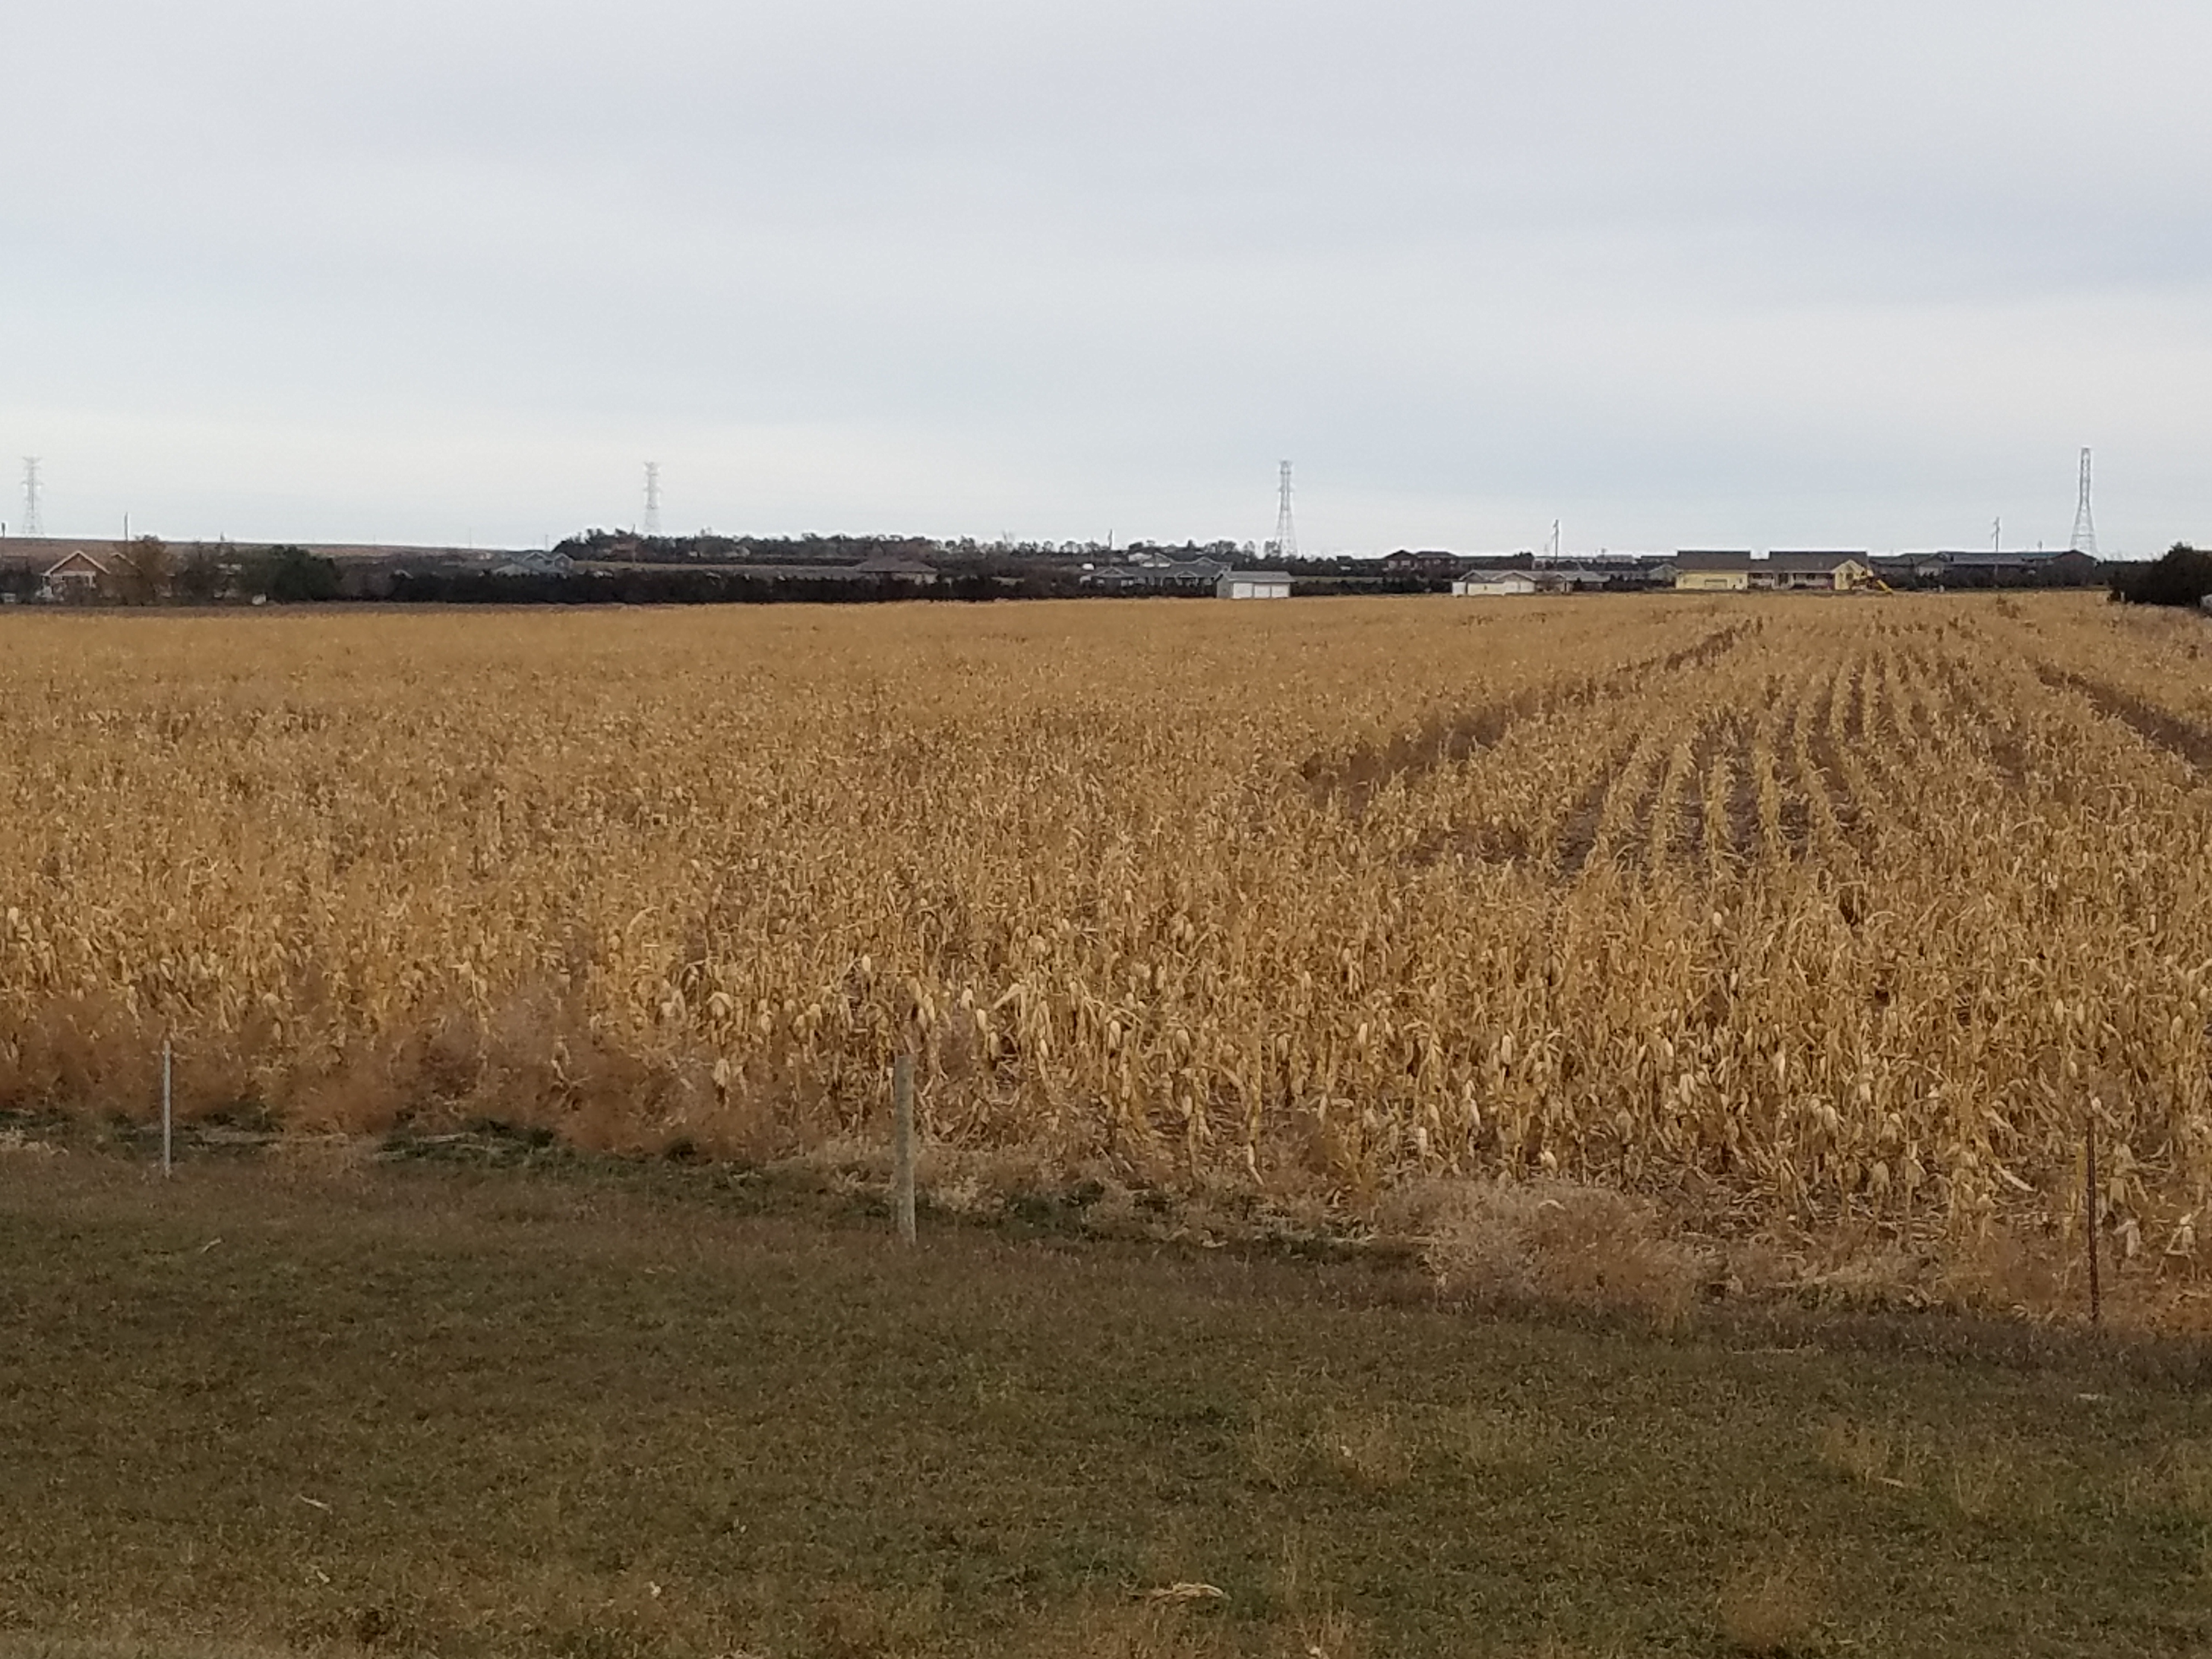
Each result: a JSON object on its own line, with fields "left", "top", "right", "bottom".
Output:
{"left": 111, "top": 537, "right": 174, "bottom": 605}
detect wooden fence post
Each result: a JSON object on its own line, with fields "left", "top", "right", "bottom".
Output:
{"left": 892, "top": 1053, "right": 917, "bottom": 1246}
{"left": 2086, "top": 1104, "right": 2101, "bottom": 1329}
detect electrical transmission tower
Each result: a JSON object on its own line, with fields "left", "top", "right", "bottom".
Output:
{"left": 1271, "top": 461, "right": 1297, "bottom": 560}
{"left": 21, "top": 458, "right": 42, "bottom": 537}
{"left": 643, "top": 461, "right": 662, "bottom": 538}
{"left": 2069, "top": 447, "right": 2098, "bottom": 556}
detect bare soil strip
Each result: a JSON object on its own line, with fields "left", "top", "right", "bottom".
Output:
{"left": 1300, "top": 624, "right": 1753, "bottom": 814}
{"left": 2035, "top": 664, "right": 2212, "bottom": 772}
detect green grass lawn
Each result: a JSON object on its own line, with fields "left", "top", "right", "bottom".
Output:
{"left": 3, "top": 1149, "right": 2209, "bottom": 1658}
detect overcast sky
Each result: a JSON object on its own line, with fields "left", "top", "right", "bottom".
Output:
{"left": 7, "top": 1, "right": 2211, "bottom": 555}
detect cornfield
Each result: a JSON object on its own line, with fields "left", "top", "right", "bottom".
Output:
{"left": 3, "top": 595, "right": 2210, "bottom": 1263}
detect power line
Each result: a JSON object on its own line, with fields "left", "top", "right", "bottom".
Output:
{"left": 2070, "top": 447, "right": 2098, "bottom": 556}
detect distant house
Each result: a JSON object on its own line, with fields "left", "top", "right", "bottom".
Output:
{"left": 1753, "top": 552, "right": 1874, "bottom": 592}
{"left": 1451, "top": 572, "right": 1538, "bottom": 597}
{"left": 1534, "top": 566, "right": 1609, "bottom": 593}
{"left": 1379, "top": 549, "right": 1466, "bottom": 578}
{"left": 1215, "top": 570, "right": 1293, "bottom": 600}
{"left": 1086, "top": 558, "right": 1225, "bottom": 594}
{"left": 490, "top": 549, "right": 576, "bottom": 578}
{"left": 1673, "top": 551, "right": 1753, "bottom": 592}
{"left": 698, "top": 555, "right": 940, "bottom": 586}
{"left": 1920, "top": 549, "right": 2103, "bottom": 588}
{"left": 853, "top": 553, "right": 939, "bottom": 585}
{"left": 40, "top": 549, "right": 109, "bottom": 601}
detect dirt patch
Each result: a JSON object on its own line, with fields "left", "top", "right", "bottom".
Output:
{"left": 1802, "top": 676, "right": 1864, "bottom": 841}
{"left": 1555, "top": 764, "right": 1621, "bottom": 879}
{"left": 1725, "top": 724, "right": 1762, "bottom": 861}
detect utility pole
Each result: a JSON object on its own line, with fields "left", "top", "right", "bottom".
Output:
{"left": 643, "top": 461, "right": 662, "bottom": 538}
{"left": 21, "top": 458, "right": 42, "bottom": 538}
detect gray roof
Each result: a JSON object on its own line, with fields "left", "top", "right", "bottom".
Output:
{"left": 1675, "top": 550, "right": 1752, "bottom": 571}
{"left": 1763, "top": 551, "right": 1869, "bottom": 573}
{"left": 1220, "top": 569, "right": 1294, "bottom": 581}
{"left": 1935, "top": 549, "right": 2099, "bottom": 567}
{"left": 1088, "top": 558, "right": 1223, "bottom": 584}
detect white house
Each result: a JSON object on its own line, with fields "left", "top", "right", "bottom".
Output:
{"left": 1451, "top": 572, "right": 1538, "bottom": 597}
{"left": 1215, "top": 570, "right": 1293, "bottom": 600}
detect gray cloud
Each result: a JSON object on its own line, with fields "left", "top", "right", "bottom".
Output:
{"left": 7, "top": 1, "right": 2209, "bottom": 551}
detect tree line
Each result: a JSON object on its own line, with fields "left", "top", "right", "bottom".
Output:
{"left": 2, "top": 540, "right": 341, "bottom": 605}
{"left": 2108, "top": 544, "right": 2212, "bottom": 608}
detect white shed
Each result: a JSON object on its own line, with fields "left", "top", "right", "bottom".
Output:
{"left": 1451, "top": 573, "right": 1538, "bottom": 597}
{"left": 1215, "top": 570, "right": 1293, "bottom": 600}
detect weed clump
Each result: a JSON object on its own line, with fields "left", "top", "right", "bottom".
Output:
{"left": 1718, "top": 1560, "right": 1820, "bottom": 1654}
{"left": 1416, "top": 1178, "right": 1707, "bottom": 1328}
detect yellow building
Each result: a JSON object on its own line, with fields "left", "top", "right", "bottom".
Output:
{"left": 1757, "top": 552, "right": 1874, "bottom": 591}
{"left": 1673, "top": 550, "right": 1752, "bottom": 591}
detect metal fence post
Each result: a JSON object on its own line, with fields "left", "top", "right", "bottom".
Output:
{"left": 161, "top": 1036, "right": 173, "bottom": 1178}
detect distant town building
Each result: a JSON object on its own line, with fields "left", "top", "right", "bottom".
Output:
{"left": 1085, "top": 558, "right": 1226, "bottom": 594}
{"left": 40, "top": 549, "right": 110, "bottom": 601}
{"left": 1451, "top": 572, "right": 1538, "bottom": 597}
{"left": 1534, "top": 566, "right": 1615, "bottom": 594}
{"left": 1378, "top": 549, "right": 1469, "bottom": 578}
{"left": 1673, "top": 551, "right": 1753, "bottom": 592}
{"left": 1752, "top": 552, "right": 1874, "bottom": 592}
{"left": 1916, "top": 549, "right": 2102, "bottom": 588}
{"left": 851, "top": 553, "right": 939, "bottom": 585}
{"left": 490, "top": 549, "right": 577, "bottom": 578}
{"left": 1215, "top": 570, "right": 1294, "bottom": 600}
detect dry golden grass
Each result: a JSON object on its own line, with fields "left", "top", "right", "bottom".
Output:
{"left": 1815, "top": 1418, "right": 1917, "bottom": 1491}
{"left": 3, "top": 594, "right": 2210, "bottom": 1291}
{"left": 1414, "top": 1176, "right": 1707, "bottom": 1327}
